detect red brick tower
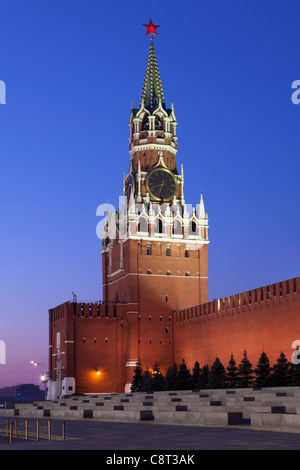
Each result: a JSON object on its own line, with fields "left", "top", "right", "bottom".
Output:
{"left": 101, "top": 22, "right": 209, "bottom": 391}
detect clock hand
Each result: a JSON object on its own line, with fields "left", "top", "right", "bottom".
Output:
{"left": 158, "top": 180, "right": 165, "bottom": 194}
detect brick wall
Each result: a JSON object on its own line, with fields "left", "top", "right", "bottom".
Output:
{"left": 174, "top": 277, "right": 300, "bottom": 371}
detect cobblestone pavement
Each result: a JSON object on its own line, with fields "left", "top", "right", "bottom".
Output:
{"left": 0, "top": 419, "right": 300, "bottom": 451}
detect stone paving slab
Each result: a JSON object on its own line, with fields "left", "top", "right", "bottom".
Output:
{"left": 1, "top": 419, "right": 300, "bottom": 450}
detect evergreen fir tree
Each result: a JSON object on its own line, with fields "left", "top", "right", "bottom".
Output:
{"left": 289, "top": 346, "right": 300, "bottom": 385}
{"left": 191, "top": 361, "right": 202, "bottom": 390}
{"left": 208, "top": 357, "right": 227, "bottom": 389}
{"left": 270, "top": 352, "right": 291, "bottom": 387}
{"left": 164, "top": 363, "right": 178, "bottom": 391}
{"left": 130, "top": 362, "right": 144, "bottom": 392}
{"left": 175, "top": 359, "right": 192, "bottom": 390}
{"left": 237, "top": 350, "right": 254, "bottom": 388}
{"left": 152, "top": 362, "right": 165, "bottom": 391}
{"left": 289, "top": 362, "right": 300, "bottom": 386}
{"left": 199, "top": 364, "right": 209, "bottom": 389}
{"left": 226, "top": 354, "right": 239, "bottom": 388}
{"left": 141, "top": 367, "right": 153, "bottom": 392}
{"left": 254, "top": 351, "right": 272, "bottom": 387}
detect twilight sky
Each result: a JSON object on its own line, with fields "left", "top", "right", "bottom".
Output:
{"left": 0, "top": 0, "right": 299, "bottom": 388}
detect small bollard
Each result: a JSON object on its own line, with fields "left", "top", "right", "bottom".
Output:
{"left": 9, "top": 422, "right": 13, "bottom": 443}
{"left": 48, "top": 420, "right": 51, "bottom": 441}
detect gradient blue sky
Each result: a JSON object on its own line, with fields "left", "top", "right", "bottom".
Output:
{"left": 0, "top": 0, "right": 299, "bottom": 388}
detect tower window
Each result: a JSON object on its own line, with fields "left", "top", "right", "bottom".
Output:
{"left": 147, "top": 269, "right": 152, "bottom": 274}
{"left": 166, "top": 271, "right": 171, "bottom": 276}
{"left": 185, "top": 249, "right": 189, "bottom": 258}
{"left": 165, "top": 295, "right": 168, "bottom": 302}
{"left": 174, "top": 220, "right": 182, "bottom": 235}
{"left": 146, "top": 246, "right": 151, "bottom": 255}
{"left": 141, "top": 115, "right": 149, "bottom": 130}
{"left": 138, "top": 217, "right": 148, "bottom": 233}
{"left": 185, "top": 272, "right": 190, "bottom": 276}
{"left": 166, "top": 247, "right": 171, "bottom": 256}
{"left": 154, "top": 218, "right": 163, "bottom": 234}
{"left": 159, "top": 219, "right": 163, "bottom": 233}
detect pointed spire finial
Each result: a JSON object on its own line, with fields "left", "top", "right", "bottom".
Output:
{"left": 199, "top": 193, "right": 206, "bottom": 219}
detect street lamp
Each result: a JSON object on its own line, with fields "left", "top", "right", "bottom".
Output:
{"left": 30, "top": 360, "right": 49, "bottom": 400}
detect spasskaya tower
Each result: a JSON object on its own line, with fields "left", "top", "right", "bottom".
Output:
{"left": 101, "top": 20, "right": 209, "bottom": 391}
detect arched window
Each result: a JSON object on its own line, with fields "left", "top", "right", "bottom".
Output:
{"left": 138, "top": 217, "right": 148, "bottom": 233}
{"left": 189, "top": 221, "right": 197, "bottom": 234}
{"left": 154, "top": 218, "right": 163, "bottom": 234}
{"left": 141, "top": 115, "right": 149, "bottom": 130}
{"left": 173, "top": 220, "right": 182, "bottom": 235}
{"left": 166, "top": 247, "right": 171, "bottom": 256}
{"left": 155, "top": 115, "right": 162, "bottom": 129}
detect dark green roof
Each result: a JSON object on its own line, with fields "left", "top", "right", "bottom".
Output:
{"left": 140, "top": 37, "right": 166, "bottom": 112}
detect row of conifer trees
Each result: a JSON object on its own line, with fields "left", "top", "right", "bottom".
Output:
{"left": 130, "top": 350, "right": 300, "bottom": 392}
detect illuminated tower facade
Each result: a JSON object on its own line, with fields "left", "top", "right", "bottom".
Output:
{"left": 101, "top": 20, "right": 209, "bottom": 390}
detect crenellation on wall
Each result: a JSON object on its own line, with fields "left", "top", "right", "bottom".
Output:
{"left": 175, "top": 276, "right": 300, "bottom": 327}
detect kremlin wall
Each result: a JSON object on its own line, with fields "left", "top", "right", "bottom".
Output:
{"left": 48, "top": 275, "right": 300, "bottom": 396}
{"left": 174, "top": 276, "right": 300, "bottom": 371}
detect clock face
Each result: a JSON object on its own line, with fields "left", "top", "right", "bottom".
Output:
{"left": 124, "top": 174, "right": 134, "bottom": 203}
{"left": 146, "top": 168, "right": 177, "bottom": 202}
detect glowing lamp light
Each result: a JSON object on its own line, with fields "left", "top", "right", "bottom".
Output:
{"left": 95, "top": 369, "right": 101, "bottom": 376}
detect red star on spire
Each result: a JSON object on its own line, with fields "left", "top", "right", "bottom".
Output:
{"left": 142, "top": 18, "right": 160, "bottom": 36}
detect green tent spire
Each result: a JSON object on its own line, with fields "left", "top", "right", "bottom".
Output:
{"left": 140, "top": 36, "right": 166, "bottom": 111}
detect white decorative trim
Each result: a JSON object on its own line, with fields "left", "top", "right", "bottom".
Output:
{"left": 103, "top": 272, "right": 208, "bottom": 287}
{"left": 108, "top": 268, "right": 124, "bottom": 278}
{"left": 129, "top": 143, "right": 177, "bottom": 156}
{"left": 123, "top": 235, "right": 209, "bottom": 245}
{"left": 125, "top": 360, "right": 139, "bottom": 367}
